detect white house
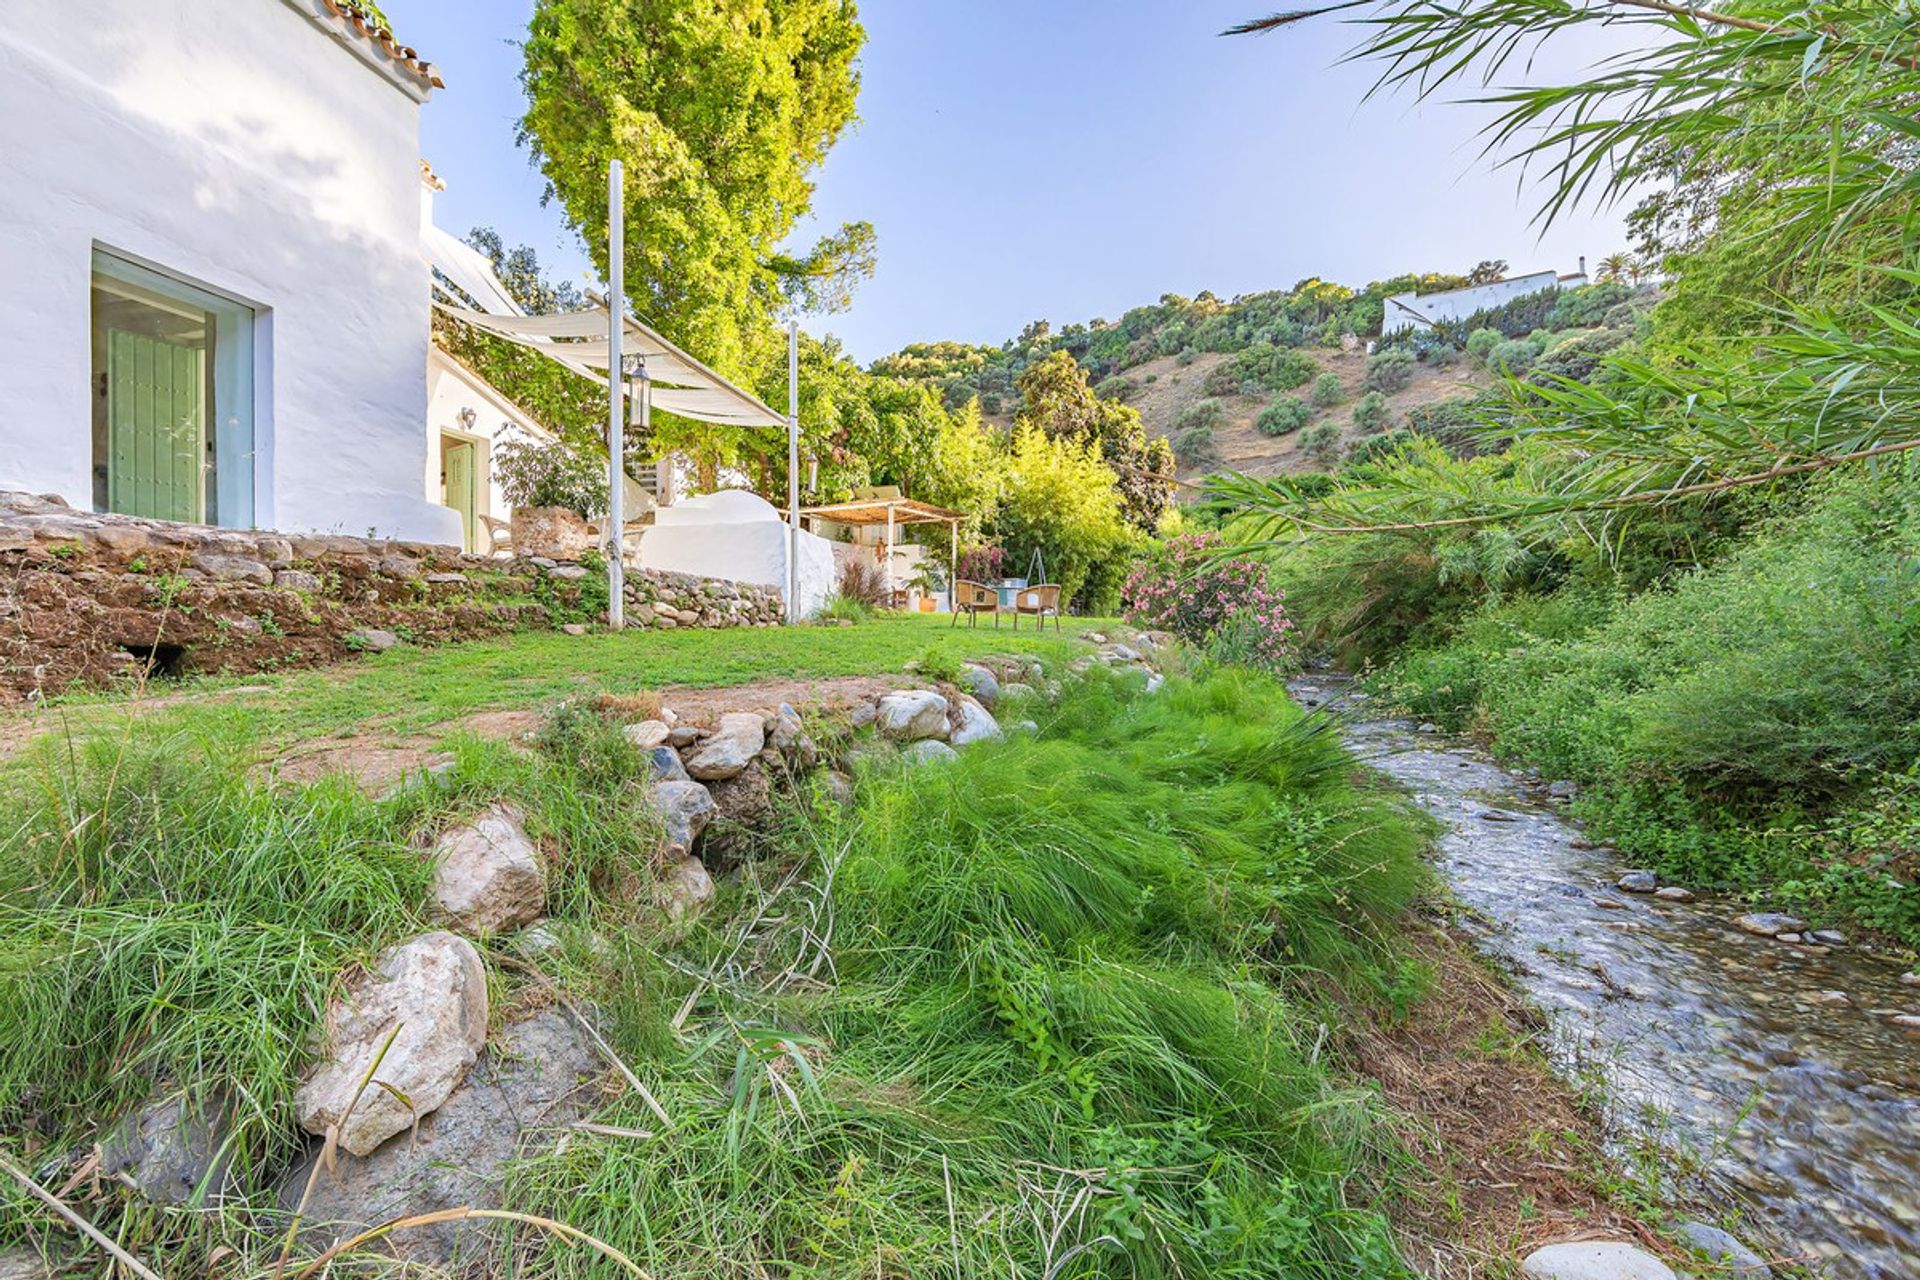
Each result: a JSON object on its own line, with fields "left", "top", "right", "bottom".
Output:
{"left": 0, "top": 0, "right": 462, "bottom": 544}
{"left": 1381, "top": 262, "right": 1588, "bottom": 335}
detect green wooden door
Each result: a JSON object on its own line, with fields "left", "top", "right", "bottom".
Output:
{"left": 443, "top": 438, "right": 478, "bottom": 551}
{"left": 107, "top": 329, "right": 204, "bottom": 522}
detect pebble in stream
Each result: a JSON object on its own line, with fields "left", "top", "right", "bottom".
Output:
{"left": 1296, "top": 678, "right": 1920, "bottom": 1280}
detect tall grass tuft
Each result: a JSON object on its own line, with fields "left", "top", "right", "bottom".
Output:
{"left": 0, "top": 721, "right": 433, "bottom": 1189}
{"left": 508, "top": 666, "right": 1428, "bottom": 1278}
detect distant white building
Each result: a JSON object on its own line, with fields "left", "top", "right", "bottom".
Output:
{"left": 1382, "top": 261, "right": 1589, "bottom": 335}
{"left": 0, "top": 0, "right": 462, "bottom": 544}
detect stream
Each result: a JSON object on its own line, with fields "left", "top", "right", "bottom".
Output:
{"left": 1293, "top": 678, "right": 1920, "bottom": 1279}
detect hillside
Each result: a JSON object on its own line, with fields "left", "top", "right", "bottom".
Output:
{"left": 868, "top": 267, "right": 1624, "bottom": 485}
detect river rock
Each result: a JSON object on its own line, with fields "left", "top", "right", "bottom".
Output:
{"left": 877, "top": 690, "right": 949, "bottom": 741}
{"left": 847, "top": 700, "right": 878, "bottom": 729}
{"left": 1811, "top": 990, "right": 1852, "bottom": 1007}
{"left": 280, "top": 1007, "right": 601, "bottom": 1267}
{"left": 1654, "top": 886, "right": 1695, "bottom": 902}
{"left": 1001, "top": 681, "right": 1036, "bottom": 700}
{"left": 1519, "top": 1241, "right": 1677, "bottom": 1280}
{"left": 656, "top": 857, "right": 716, "bottom": 921}
{"left": 960, "top": 664, "right": 1001, "bottom": 707}
{"left": 100, "top": 1092, "right": 233, "bottom": 1205}
{"left": 909, "top": 739, "right": 959, "bottom": 765}
{"left": 346, "top": 627, "right": 399, "bottom": 653}
{"left": 1675, "top": 1221, "right": 1770, "bottom": 1277}
{"left": 296, "top": 932, "right": 488, "bottom": 1156}
{"left": 950, "top": 695, "right": 1002, "bottom": 747}
{"left": 0, "top": 1250, "right": 51, "bottom": 1280}
{"left": 650, "top": 779, "right": 716, "bottom": 855}
{"left": 1902, "top": 972, "right": 1920, "bottom": 987}
{"left": 1733, "top": 913, "right": 1806, "bottom": 938}
{"left": 683, "top": 712, "right": 766, "bottom": 780}
{"left": 645, "top": 745, "right": 689, "bottom": 783}
{"left": 623, "top": 719, "right": 670, "bottom": 750}
{"left": 1547, "top": 780, "right": 1579, "bottom": 799}
{"left": 430, "top": 806, "right": 545, "bottom": 935}
{"left": 1810, "top": 929, "right": 1847, "bottom": 946}
{"left": 1616, "top": 871, "right": 1657, "bottom": 893}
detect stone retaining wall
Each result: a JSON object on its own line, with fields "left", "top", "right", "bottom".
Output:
{"left": 0, "top": 492, "right": 785, "bottom": 701}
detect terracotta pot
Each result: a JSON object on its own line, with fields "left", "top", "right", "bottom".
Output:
{"left": 510, "top": 506, "right": 594, "bottom": 561}
{"left": 918, "top": 597, "right": 937, "bottom": 613}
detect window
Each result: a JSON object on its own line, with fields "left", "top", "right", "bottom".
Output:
{"left": 90, "top": 251, "right": 256, "bottom": 526}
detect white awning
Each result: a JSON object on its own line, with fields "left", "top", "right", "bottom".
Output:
{"left": 428, "top": 240, "right": 785, "bottom": 429}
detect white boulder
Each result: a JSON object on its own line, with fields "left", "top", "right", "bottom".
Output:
{"left": 1520, "top": 1242, "right": 1677, "bottom": 1280}
{"left": 656, "top": 857, "right": 716, "bottom": 921}
{"left": 430, "top": 806, "right": 546, "bottom": 935}
{"left": 950, "top": 695, "right": 1002, "bottom": 747}
{"left": 297, "top": 932, "right": 488, "bottom": 1157}
{"left": 877, "top": 690, "right": 949, "bottom": 741}
{"left": 622, "top": 719, "right": 670, "bottom": 750}
{"left": 684, "top": 712, "right": 767, "bottom": 780}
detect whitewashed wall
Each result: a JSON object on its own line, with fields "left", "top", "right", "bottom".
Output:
{"left": 1382, "top": 271, "right": 1566, "bottom": 334}
{"left": 425, "top": 348, "right": 551, "bottom": 550}
{"left": 0, "top": 0, "right": 459, "bottom": 544}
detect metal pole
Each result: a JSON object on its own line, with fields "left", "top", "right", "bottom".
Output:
{"left": 949, "top": 518, "right": 958, "bottom": 614}
{"left": 786, "top": 317, "right": 800, "bottom": 625}
{"left": 606, "top": 159, "right": 625, "bottom": 630}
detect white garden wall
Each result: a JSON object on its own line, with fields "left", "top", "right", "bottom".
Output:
{"left": 1382, "top": 270, "right": 1568, "bottom": 335}
{"left": 0, "top": 0, "right": 459, "bottom": 544}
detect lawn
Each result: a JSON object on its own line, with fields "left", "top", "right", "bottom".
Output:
{"left": 5, "top": 614, "right": 1111, "bottom": 762}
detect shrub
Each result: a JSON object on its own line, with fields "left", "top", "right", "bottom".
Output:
{"left": 1173, "top": 424, "right": 1221, "bottom": 469}
{"left": 1351, "top": 391, "right": 1390, "bottom": 431}
{"left": 957, "top": 545, "right": 1005, "bottom": 583}
{"left": 1346, "top": 427, "right": 1416, "bottom": 465}
{"left": 816, "top": 592, "right": 873, "bottom": 623}
{"left": 1465, "top": 327, "right": 1504, "bottom": 364}
{"left": 1310, "top": 372, "right": 1345, "bottom": 407}
{"left": 1256, "top": 396, "right": 1314, "bottom": 437}
{"left": 1487, "top": 338, "right": 1541, "bottom": 375}
{"left": 1530, "top": 328, "right": 1630, "bottom": 384}
{"left": 1206, "top": 344, "right": 1318, "bottom": 395}
{"left": 1175, "top": 397, "right": 1224, "bottom": 433}
{"left": 1122, "top": 532, "right": 1298, "bottom": 674}
{"left": 836, "top": 555, "right": 890, "bottom": 606}
{"left": 1094, "top": 374, "right": 1136, "bottom": 402}
{"left": 1175, "top": 346, "right": 1197, "bottom": 366}
{"left": 1403, "top": 396, "right": 1481, "bottom": 444}
{"left": 1298, "top": 421, "right": 1341, "bottom": 465}
{"left": 494, "top": 433, "right": 610, "bottom": 516}
{"left": 1364, "top": 348, "right": 1417, "bottom": 394}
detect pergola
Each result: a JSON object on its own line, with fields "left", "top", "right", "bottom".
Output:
{"left": 801, "top": 495, "right": 964, "bottom": 604}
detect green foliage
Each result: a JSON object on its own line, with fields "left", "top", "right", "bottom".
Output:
{"left": 1465, "top": 327, "right": 1503, "bottom": 364}
{"left": 1298, "top": 422, "right": 1342, "bottom": 466}
{"left": 1257, "top": 396, "right": 1314, "bottom": 438}
{"left": 493, "top": 432, "right": 611, "bottom": 516}
{"left": 505, "top": 667, "right": 1427, "bottom": 1280}
{"left": 1015, "top": 351, "right": 1176, "bottom": 533}
{"left": 519, "top": 0, "right": 868, "bottom": 381}
{"left": 1175, "top": 397, "right": 1225, "bottom": 433}
{"left": 995, "top": 427, "right": 1139, "bottom": 612}
{"left": 1310, "top": 372, "right": 1345, "bottom": 407}
{"left": 1486, "top": 338, "right": 1541, "bottom": 376}
{"left": 1174, "top": 423, "right": 1222, "bottom": 469}
{"left": 1364, "top": 348, "right": 1416, "bottom": 394}
{"left": 1209, "top": 344, "right": 1320, "bottom": 396}
{"left": 1351, "top": 390, "right": 1390, "bottom": 432}
{"left": 816, "top": 593, "right": 874, "bottom": 624}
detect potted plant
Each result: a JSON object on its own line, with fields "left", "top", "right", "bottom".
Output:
{"left": 494, "top": 433, "right": 607, "bottom": 560}
{"left": 908, "top": 562, "right": 946, "bottom": 612}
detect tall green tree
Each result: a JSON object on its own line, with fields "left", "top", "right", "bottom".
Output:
{"left": 1013, "top": 351, "right": 1177, "bottom": 533}
{"left": 519, "top": 0, "right": 873, "bottom": 388}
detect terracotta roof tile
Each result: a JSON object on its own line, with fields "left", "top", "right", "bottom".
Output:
{"left": 318, "top": 0, "right": 443, "bottom": 90}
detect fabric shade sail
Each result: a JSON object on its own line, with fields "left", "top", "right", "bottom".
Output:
{"left": 428, "top": 239, "right": 785, "bottom": 430}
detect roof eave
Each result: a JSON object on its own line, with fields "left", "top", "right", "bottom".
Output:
{"left": 285, "top": 0, "right": 442, "bottom": 103}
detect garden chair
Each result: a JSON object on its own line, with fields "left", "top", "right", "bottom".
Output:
{"left": 479, "top": 514, "right": 513, "bottom": 558}
{"left": 951, "top": 579, "right": 1000, "bottom": 628}
{"left": 1011, "top": 584, "right": 1062, "bottom": 631}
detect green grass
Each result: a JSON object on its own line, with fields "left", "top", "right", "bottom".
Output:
{"left": 0, "top": 635, "right": 1433, "bottom": 1275}
{"left": 9, "top": 614, "right": 1108, "bottom": 761}
{"left": 504, "top": 667, "right": 1429, "bottom": 1279}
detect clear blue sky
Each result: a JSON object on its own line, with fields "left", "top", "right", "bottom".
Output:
{"left": 408, "top": 1, "right": 1628, "bottom": 365}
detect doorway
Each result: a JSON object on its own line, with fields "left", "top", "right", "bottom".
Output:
{"left": 90, "top": 250, "right": 255, "bottom": 526}
{"left": 440, "top": 434, "right": 479, "bottom": 551}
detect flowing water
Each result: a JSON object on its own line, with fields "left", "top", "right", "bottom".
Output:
{"left": 1293, "top": 679, "right": 1920, "bottom": 1279}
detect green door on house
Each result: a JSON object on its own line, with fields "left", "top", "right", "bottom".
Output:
{"left": 106, "top": 329, "right": 205, "bottom": 523}
{"left": 442, "top": 436, "right": 478, "bottom": 551}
